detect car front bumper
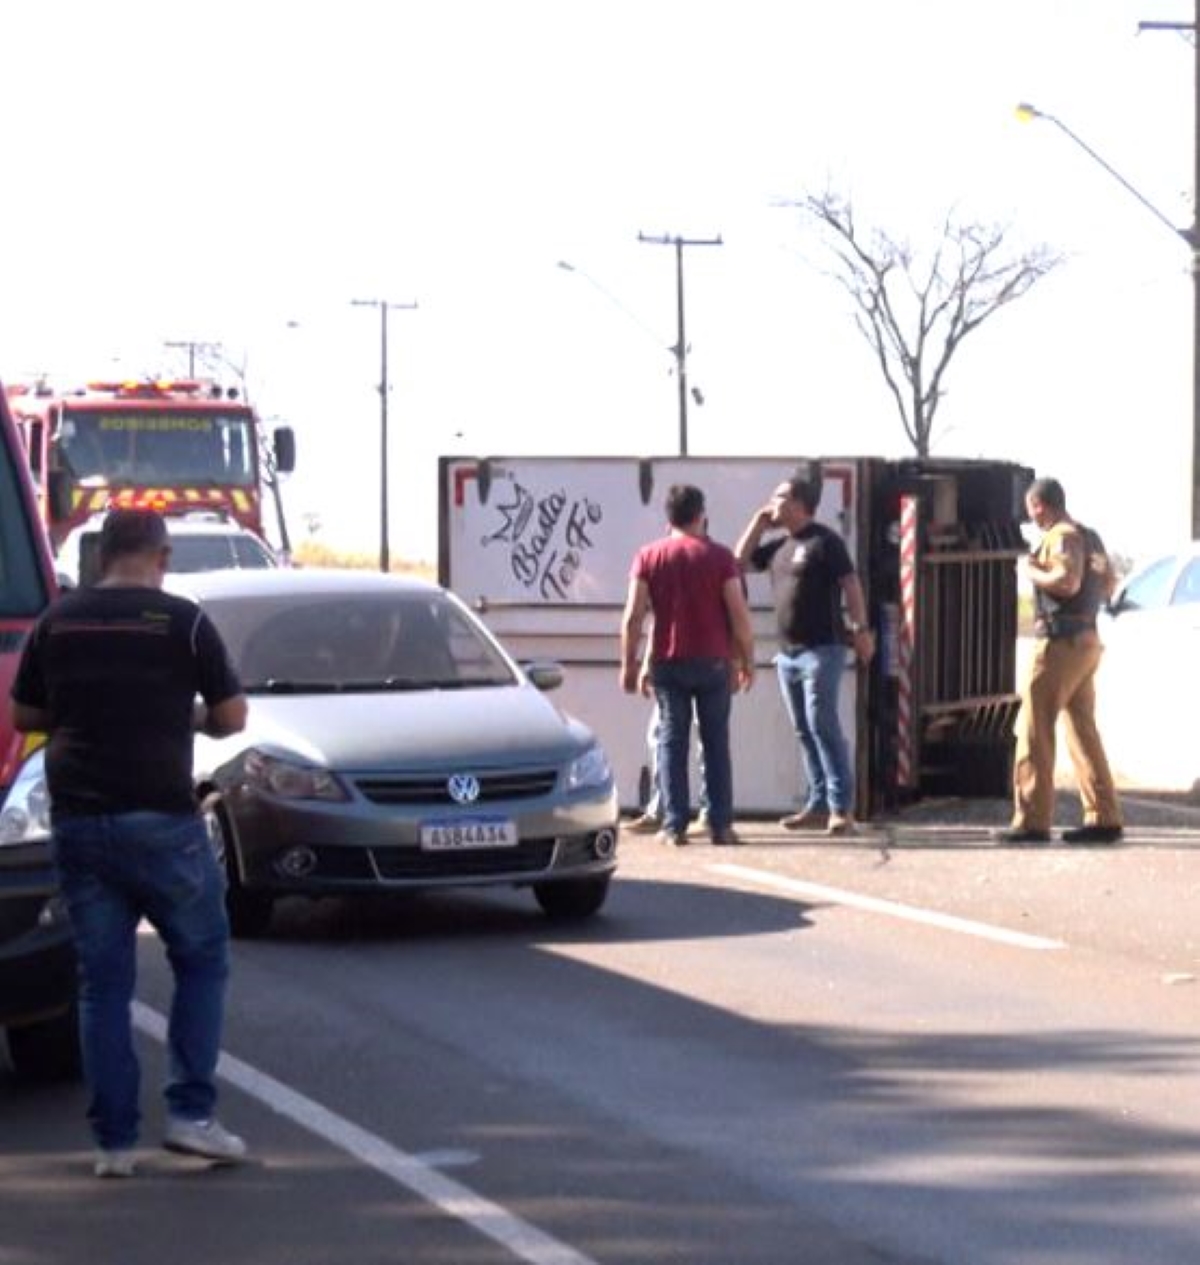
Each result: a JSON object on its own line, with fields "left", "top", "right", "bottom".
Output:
{"left": 220, "top": 784, "right": 620, "bottom": 896}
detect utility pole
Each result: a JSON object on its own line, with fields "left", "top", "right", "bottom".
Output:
{"left": 351, "top": 298, "right": 418, "bottom": 572}
{"left": 164, "top": 339, "right": 222, "bottom": 378}
{"left": 1139, "top": 6, "right": 1200, "bottom": 537}
{"left": 637, "top": 232, "right": 722, "bottom": 456}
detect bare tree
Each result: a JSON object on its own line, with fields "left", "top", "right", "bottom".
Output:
{"left": 793, "top": 192, "right": 1063, "bottom": 456}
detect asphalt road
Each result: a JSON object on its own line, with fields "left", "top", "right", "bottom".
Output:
{"left": 4, "top": 805, "right": 1200, "bottom": 1265}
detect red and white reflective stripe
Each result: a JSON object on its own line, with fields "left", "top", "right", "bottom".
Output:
{"left": 897, "top": 495, "right": 919, "bottom": 788}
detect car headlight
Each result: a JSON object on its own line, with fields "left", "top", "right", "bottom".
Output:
{"left": 244, "top": 750, "right": 348, "bottom": 801}
{"left": 0, "top": 754, "right": 52, "bottom": 847}
{"left": 564, "top": 744, "right": 613, "bottom": 793}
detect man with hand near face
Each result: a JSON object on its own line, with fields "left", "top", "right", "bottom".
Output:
{"left": 736, "top": 474, "right": 874, "bottom": 837}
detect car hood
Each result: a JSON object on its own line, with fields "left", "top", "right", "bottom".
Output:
{"left": 196, "top": 683, "right": 590, "bottom": 774}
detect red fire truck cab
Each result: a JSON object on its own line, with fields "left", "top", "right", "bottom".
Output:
{"left": 7, "top": 378, "right": 295, "bottom": 550}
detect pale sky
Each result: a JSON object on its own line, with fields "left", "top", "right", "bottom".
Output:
{"left": 2, "top": 1, "right": 1195, "bottom": 562}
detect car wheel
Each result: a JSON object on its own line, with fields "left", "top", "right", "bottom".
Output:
{"left": 533, "top": 876, "right": 611, "bottom": 920}
{"left": 7, "top": 1007, "right": 82, "bottom": 1082}
{"left": 204, "top": 799, "right": 274, "bottom": 939}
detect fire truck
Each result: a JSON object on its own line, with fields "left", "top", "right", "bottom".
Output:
{"left": 6, "top": 377, "right": 296, "bottom": 551}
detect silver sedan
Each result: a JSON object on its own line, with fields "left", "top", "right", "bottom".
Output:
{"left": 178, "top": 568, "right": 619, "bottom": 936}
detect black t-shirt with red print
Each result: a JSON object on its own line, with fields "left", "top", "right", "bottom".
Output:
{"left": 12, "top": 586, "right": 242, "bottom": 817}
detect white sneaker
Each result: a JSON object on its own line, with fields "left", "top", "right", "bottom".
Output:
{"left": 94, "top": 1148, "right": 137, "bottom": 1178}
{"left": 624, "top": 812, "right": 663, "bottom": 835}
{"left": 164, "top": 1117, "right": 248, "bottom": 1163}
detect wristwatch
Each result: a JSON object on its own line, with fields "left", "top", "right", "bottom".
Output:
{"left": 847, "top": 621, "right": 867, "bottom": 634}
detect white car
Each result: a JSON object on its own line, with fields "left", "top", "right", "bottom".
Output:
{"left": 1097, "top": 542, "right": 1200, "bottom": 793}
{"left": 55, "top": 511, "right": 278, "bottom": 586}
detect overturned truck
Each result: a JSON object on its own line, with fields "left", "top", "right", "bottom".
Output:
{"left": 439, "top": 455, "right": 1032, "bottom": 819}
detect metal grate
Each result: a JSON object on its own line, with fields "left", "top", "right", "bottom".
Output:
{"left": 354, "top": 769, "right": 559, "bottom": 805}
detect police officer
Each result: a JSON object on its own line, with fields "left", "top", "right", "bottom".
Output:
{"left": 997, "top": 476, "right": 1123, "bottom": 845}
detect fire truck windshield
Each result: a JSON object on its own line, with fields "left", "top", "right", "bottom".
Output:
{"left": 58, "top": 410, "right": 256, "bottom": 486}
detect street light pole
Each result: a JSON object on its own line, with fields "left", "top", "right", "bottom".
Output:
{"left": 637, "top": 232, "right": 722, "bottom": 456}
{"left": 351, "top": 298, "right": 418, "bottom": 572}
{"left": 1191, "top": 5, "right": 1200, "bottom": 542}
{"left": 1011, "top": 97, "right": 1198, "bottom": 533}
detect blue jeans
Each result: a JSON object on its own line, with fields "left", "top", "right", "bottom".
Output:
{"left": 652, "top": 658, "right": 733, "bottom": 834}
{"left": 52, "top": 812, "right": 230, "bottom": 1150}
{"left": 644, "top": 703, "right": 708, "bottom": 819}
{"left": 775, "top": 644, "right": 854, "bottom": 815}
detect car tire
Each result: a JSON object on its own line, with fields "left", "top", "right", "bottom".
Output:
{"left": 532, "top": 876, "right": 611, "bottom": 920}
{"left": 204, "top": 799, "right": 274, "bottom": 939}
{"left": 7, "top": 1007, "right": 82, "bottom": 1082}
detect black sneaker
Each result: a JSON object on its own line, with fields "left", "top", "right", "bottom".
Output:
{"left": 1061, "top": 824, "right": 1123, "bottom": 845}
{"left": 993, "top": 827, "right": 1051, "bottom": 845}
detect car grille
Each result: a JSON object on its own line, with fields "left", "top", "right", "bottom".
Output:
{"left": 353, "top": 769, "right": 559, "bottom": 805}
{"left": 372, "top": 840, "right": 556, "bottom": 878}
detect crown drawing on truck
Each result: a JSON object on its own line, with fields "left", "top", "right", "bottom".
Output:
{"left": 484, "top": 478, "right": 535, "bottom": 545}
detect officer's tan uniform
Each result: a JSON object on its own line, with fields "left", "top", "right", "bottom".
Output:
{"left": 1012, "top": 520, "right": 1122, "bottom": 833}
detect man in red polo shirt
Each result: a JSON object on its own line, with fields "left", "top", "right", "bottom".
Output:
{"left": 620, "top": 484, "right": 755, "bottom": 847}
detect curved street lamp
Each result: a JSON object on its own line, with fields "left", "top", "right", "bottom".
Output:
{"left": 1016, "top": 100, "right": 1200, "bottom": 538}
{"left": 1015, "top": 103, "right": 1193, "bottom": 244}
{"left": 557, "top": 257, "right": 706, "bottom": 457}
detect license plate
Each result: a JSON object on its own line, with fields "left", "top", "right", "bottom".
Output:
{"left": 419, "top": 817, "right": 518, "bottom": 850}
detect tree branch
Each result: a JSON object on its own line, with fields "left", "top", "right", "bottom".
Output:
{"left": 794, "top": 192, "right": 1063, "bottom": 456}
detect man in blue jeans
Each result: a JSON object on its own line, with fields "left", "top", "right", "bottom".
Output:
{"left": 10, "top": 508, "right": 248, "bottom": 1177}
{"left": 620, "top": 484, "right": 755, "bottom": 847}
{"left": 736, "top": 475, "right": 874, "bottom": 836}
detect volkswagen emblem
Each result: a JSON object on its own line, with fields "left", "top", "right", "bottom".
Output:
{"left": 447, "top": 773, "right": 481, "bottom": 804}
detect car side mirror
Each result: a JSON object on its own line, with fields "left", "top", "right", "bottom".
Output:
{"left": 48, "top": 470, "right": 73, "bottom": 522}
{"left": 273, "top": 426, "right": 296, "bottom": 474}
{"left": 523, "top": 660, "right": 563, "bottom": 692}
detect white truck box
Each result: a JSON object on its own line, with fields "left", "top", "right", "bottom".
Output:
{"left": 438, "top": 456, "right": 866, "bottom": 815}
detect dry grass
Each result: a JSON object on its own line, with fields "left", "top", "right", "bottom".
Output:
{"left": 291, "top": 541, "right": 435, "bottom": 580}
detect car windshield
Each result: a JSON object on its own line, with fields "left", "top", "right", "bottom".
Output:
{"left": 1173, "top": 557, "right": 1200, "bottom": 605}
{"left": 1118, "top": 556, "right": 1177, "bottom": 611}
{"left": 205, "top": 591, "right": 518, "bottom": 691}
{"left": 0, "top": 435, "right": 49, "bottom": 618}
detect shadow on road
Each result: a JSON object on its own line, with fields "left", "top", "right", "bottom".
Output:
{"left": 260, "top": 873, "right": 816, "bottom": 945}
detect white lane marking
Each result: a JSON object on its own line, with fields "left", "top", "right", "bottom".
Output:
{"left": 707, "top": 864, "right": 1067, "bottom": 951}
{"left": 132, "top": 1001, "right": 598, "bottom": 1265}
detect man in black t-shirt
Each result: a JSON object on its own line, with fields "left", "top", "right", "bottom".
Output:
{"left": 736, "top": 476, "right": 874, "bottom": 836}
{"left": 9, "top": 509, "right": 248, "bottom": 1177}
